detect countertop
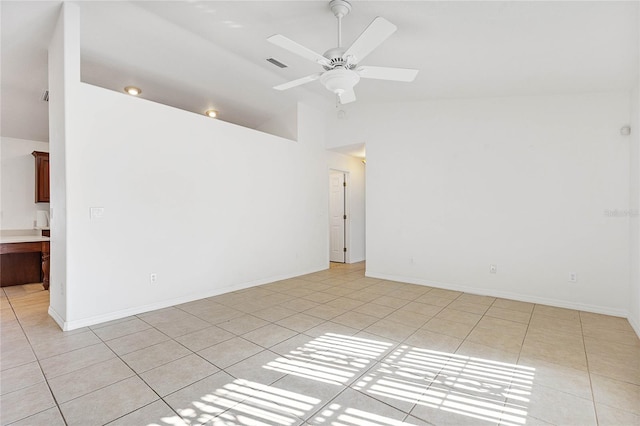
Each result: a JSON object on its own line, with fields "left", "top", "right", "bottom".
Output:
{"left": 0, "top": 236, "right": 50, "bottom": 244}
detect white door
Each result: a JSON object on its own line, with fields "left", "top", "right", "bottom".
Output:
{"left": 329, "top": 171, "right": 346, "bottom": 263}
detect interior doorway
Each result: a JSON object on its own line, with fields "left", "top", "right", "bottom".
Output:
{"left": 329, "top": 170, "right": 348, "bottom": 263}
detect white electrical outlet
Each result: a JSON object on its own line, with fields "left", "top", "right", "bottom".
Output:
{"left": 569, "top": 272, "right": 577, "bottom": 282}
{"left": 90, "top": 207, "right": 104, "bottom": 220}
{"left": 489, "top": 264, "right": 497, "bottom": 274}
{"left": 150, "top": 273, "right": 157, "bottom": 284}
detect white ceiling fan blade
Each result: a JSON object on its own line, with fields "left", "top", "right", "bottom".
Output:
{"left": 343, "top": 17, "right": 397, "bottom": 64}
{"left": 273, "top": 73, "right": 323, "bottom": 91}
{"left": 267, "top": 34, "right": 331, "bottom": 67}
{"left": 357, "top": 66, "right": 419, "bottom": 82}
{"left": 338, "top": 89, "right": 356, "bottom": 104}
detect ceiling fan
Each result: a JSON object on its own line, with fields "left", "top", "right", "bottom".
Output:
{"left": 268, "top": 0, "right": 419, "bottom": 104}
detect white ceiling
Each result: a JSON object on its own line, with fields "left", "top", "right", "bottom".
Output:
{"left": 2, "top": 1, "right": 638, "bottom": 144}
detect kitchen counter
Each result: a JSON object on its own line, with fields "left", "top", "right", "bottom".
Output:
{"left": 0, "top": 235, "right": 50, "bottom": 244}
{"left": 1, "top": 236, "right": 50, "bottom": 289}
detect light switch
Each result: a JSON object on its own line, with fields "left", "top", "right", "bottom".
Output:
{"left": 90, "top": 207, "right": 104, "bottom": 220}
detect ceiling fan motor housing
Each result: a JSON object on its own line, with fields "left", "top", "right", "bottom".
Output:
{"left": 320, "top": 68, "right": 360, "bottom": 94}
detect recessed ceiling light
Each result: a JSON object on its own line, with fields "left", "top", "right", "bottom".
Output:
{"left": 205, "top": 109, "right": 218, "bottom": 118}
{"left": 124, "top": 86, "right": 141, "bottom": 96}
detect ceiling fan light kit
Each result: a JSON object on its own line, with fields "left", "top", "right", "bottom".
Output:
{"left": 268, "top": 0, "right": 419, "bottom": 105}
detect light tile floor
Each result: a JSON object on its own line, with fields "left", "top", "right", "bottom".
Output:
{"left": 1, "top": 262, "right": 639, "bottom": 425}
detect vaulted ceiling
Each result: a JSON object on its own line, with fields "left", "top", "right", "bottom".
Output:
{"left": 2, "top": 1, "right": 638, "bottom": 143}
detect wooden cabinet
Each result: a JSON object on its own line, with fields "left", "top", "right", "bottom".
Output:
{"left": 32, "top": 151, "right": 49, "bottom": 203}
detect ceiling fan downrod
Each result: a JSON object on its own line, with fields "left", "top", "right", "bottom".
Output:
{"left": 329, "top": 0, "right": 352, "bottom": 48}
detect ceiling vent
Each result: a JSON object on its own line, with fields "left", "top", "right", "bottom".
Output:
{"left": 266, "top": 58, "right": 288, "bottom": 69}
{"left": 40, "top": 90, "right": 49, "bottom": 102}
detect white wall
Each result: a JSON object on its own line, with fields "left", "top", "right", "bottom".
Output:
{"left": 329, "top": 92, "right": 631, "bottom": 317}
{"left": 326, "top": 151, "right": 366, "bottom": 263}
{"left": 58, "top": 83, "right": 330, "bottom": 328}
{"left": 0, "top": 137, "right": 50, "bottom": 230}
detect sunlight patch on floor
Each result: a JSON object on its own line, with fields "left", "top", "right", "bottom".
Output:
{"left": 174, "top": 333, "right": 534, "bottom": 425}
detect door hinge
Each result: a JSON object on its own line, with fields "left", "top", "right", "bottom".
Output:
{"left": 343, "top": 181, "right": 346, "bottom": 187}
{"left": 343, "top": 247, "right": 347, "bottom": 252}
{"left": 343, "top": 214, "right": 347, "bottom": 220}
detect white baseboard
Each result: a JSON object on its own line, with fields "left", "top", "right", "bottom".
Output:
{"left": 57, "top": 265, "right": 327, "bottom": 331}
{"left": 366, "top": 270, "right": 629, "bottom": 319}
{"left": 629, "top": 315, "right": 640, "bottom": 340}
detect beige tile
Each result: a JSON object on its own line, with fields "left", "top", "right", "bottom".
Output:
{"left": 435, "top": 308, "right": 482, "bottom": 326}
{"left": 347, "top": 290, "right": 384, "bottom": 303}
{"left": 403, "top": 329, "right": 463, "bottom": 353}
{"left": 580, "top": 311, "right": 636, "bottom": 333}
{"left": 304, "top": 321, "right": 359, "bottom": 338}
{"left": 456, "top": 293, "right": 496, "bottom": 306}
{"left": 39, "top": 343, "right": 115, "bottom": 379}
{"left": 59, "top": 376, "right": 158, "bottom": 426}
{"left": 484, "top": 305, "right": 531, "bottom": 324}
{"left": 590, "top": 374, "right": 640, "bottom": 415}
{"left": 428, "top": 288, "right": 463, "bottom": 300}
{"left": 282, "top": 298, "right": 321, "bottom": 312}
{"left": 242, "top": 323, "right": 298, "bottom": 348}
{"left": 189, "top": 305, "right": 244, "bottom": 324}
{"left": 7, "top": 407, "right": 66, "bottom": 426}
{"left": 455, "top": 340, "right": 519, "bottom": 365}
{"left": 303, "top": 304, "right": 344, "bottom": 320}
{"left": 152, "top": 314, "right": 211, "bottom": 338}
{"left": 0, "top": 361, "right": 44, "bottom": 395}
{"left": 325, "top": 297, "right": 364, "bottom": 311}
{"left": 48, "top": 357, "right": 134, "bottom": 403}
{"left": 352, "top": 302, "right": 396, "bottom": 318}
{"left": 529, "top": 312, "right": 582, "bottom": 336}
{"left": 582, "top": 323, "right": 640, "bottom": 347}
{"left": 362, "top": 318, "right": 418, "bottom": 342}
{"left": 217, "top": 314, "right": 270, "bottom": 335}
{"left": 585, "top": 343, "right": 640, "bottom": 385}
{"left": 475, "top": 315, "right": 529, "bottom": 334}
{"left": 524, "top": 384, "right": 597, "bottom": 425}
{"left": 446, "top": 300, "right": 490, "bottom": 315}
{"left": 517, "top": 356, "right": 591, "bottom": 399}
{"left": 303, "top": 291, "right": 339, "bottom": 303}
{"left": 252, "top": 305, "right": 298, "bottom": 322}
{"left": 106, "top": 400, "right": 188, "bottom": 426}
{"left": 332, "top": 311, "right": 380, "bottom": 329}
{"left": 414, "top": 294, "right": 454, "bottom": 307}
{"left": 465, "top": 326, "right": 525, "bottom": 353}
{"left": 0, "top": 382, "right": 55, "bottom": 425}
{"left": 106, "top": 328, "right": 170, "bottom": 356}
{"left": 595, "top": 403, "right": 640, "bottom": 426}
{"left": 91, "top": 317, "right": 151, "bottom": 341}
{"left": 384, "top": 309, "right": 432, "bottom": 328}
{"left": 198, "top": 337, "right": 262, "bottom": 369}
{"left": 351, "top": 361, "right": 424, "bottom": 414}
{"left": 163, "top": 371, "right": 247, "bottom": 425}
{"left": 174, "top": 325, "right": 234, "bottom": 352}
{"left": 310, "top": 387, "right": 409, "bottom": 424}
{"left": 520, "top": 334, "right": 587, "bottom": 371}
{"left": 0, "top": 337, "right": 36, "bottom": 371}
{"left": 371, "top": 295, "right": 410, "bottom": 309}
{"left": 533, "top": 304, "right": 580, "bottom": 321}
{"left": 269, "top": 334, "right": 318, "bottom": 358}
{"left": 276, "top": 313, "right": 326, "bottom": 332}
{"left": 492, "top": 298, "right": 534, "bottom": 313}
{"left": 421, "top": 317, "right": 474, "bottom": 339}
{"left": 31, "top": 330, "right": 101, "bottom": 359}
{"left": 411, "top": 380, "right": 507, "bottom": 425}
{"left": 121, "top": 339, "right": 192, "bottom": 373}
{"left": 402, "top": 301, "right": 444, "bottom": 317}
{"left": 140, "top": 353, "right": 219, "bottom": 396}
{"left": 225, "top": 350, "right": 288, "bottom": 385}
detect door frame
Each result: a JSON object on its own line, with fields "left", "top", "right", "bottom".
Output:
{"left": 329, "top": 168, "right": 350, "bottom": 264}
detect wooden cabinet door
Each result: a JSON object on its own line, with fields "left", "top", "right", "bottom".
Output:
{"left": 32, "top": 151, "right": 49, "bottom": 203}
